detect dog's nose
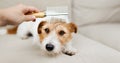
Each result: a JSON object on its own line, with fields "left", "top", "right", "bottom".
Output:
{"left": 46, "top": 44, "right": 54, "bottom": 51}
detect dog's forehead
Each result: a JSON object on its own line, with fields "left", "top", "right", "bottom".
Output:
{"left": 39, "top": 17, "right": 67, "bottom": 27}
{"left": 43, "top": 21, "right": 68, "bottom": 29}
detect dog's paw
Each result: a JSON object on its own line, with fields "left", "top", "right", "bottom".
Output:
{"left": 62, "top": 48, "right": 77, "bottom": 56}
{"left": 21, "top": 36, "right": 28, "bottom": 40}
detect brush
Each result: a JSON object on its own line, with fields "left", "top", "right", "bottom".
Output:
{"left": 31, "top": 6, "right": 68, "bottom": 18}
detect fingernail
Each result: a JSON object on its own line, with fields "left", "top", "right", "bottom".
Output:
{"left": 33, "top": 19, "right": 36, "bottom": 22}
{"left": 32, "top": 16, "right": 36, "bottom": 22}
{"left": 32, "top": 16, "right": 36, "bottom": 19}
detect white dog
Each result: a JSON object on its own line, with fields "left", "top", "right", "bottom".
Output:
{"left": 0, "top": 16, "right": 77, "bottom": 56}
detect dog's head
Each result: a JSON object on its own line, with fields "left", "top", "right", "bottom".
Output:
{"left": 37, "top": 18, "right": 77, "bottom": 55}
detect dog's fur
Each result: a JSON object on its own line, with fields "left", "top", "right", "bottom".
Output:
{"left": 0, "top": 17, "right": 77, "bottom": 56}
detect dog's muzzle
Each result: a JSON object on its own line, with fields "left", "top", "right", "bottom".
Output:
{"left": 46, "top": 43, "right": 54, "bottom": 51}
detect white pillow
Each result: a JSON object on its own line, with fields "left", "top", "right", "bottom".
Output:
{"left": 71, "top": 0, "right": 120, "bottom": 26}
{"left": 79, "top": 24, "right": 120, "bottom": 51}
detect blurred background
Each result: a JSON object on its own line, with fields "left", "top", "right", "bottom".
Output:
{"left": 0, "top": 0, "right": 70, "bottom": 10}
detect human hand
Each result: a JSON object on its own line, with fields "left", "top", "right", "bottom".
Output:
{"left": 0, "top": 4, "right": 39, "bottom": 26}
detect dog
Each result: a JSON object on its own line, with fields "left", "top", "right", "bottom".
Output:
{"left": 0, "top": 16, "right": 77, "bottom": 56}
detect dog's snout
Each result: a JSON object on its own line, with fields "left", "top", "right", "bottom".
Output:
{"left": 46, "top": 44, "right": 54, "bottom": 51}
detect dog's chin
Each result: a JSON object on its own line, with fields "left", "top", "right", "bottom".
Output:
{"left": 46, "top": 51, "right": 62, "bottom": 56}
{"left": 40, "top": 49, "right": 62, "bottom": 56}
{"left": 40, "top": 51, "right": 61, "bottom": 57}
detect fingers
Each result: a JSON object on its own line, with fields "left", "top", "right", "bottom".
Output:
{"left": 8, "top": 15, "right": 35, "bottom": 25}
{"left": 18, "top": 4, "right": 39, "bottom": 22}
{"left": 23, "top": 15, "right": 36, "bottom": 21}
{"left": 21, "top": 5, "right": 40, "bottom": 14}
{"left": 27, "top": 6, "right": 40, "bottom": 13}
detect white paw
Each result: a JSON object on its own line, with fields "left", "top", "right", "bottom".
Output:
{"left": 62, "top": 47, "right": 77, "bottom": 56}
{"left": 21, "top": 36, "right": 28, "bottom": 40}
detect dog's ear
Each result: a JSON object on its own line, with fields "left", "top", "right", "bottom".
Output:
{"left": 38, "top": 21, "right": 46, "bottom": 28}
{"left": 38, "top": 21, "right": 46, "bottom": 34}
{"left": 68, "top": 22, "right": 77, "bottom": 33}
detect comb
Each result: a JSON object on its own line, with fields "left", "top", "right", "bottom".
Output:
{"left": 31, "top": 6, "right": 68, "bottom": 18}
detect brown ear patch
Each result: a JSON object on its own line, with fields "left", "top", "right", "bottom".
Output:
{"left": 68, "top": 22, "right": 77, "bottom": 33}
{"left": 38, "top": 21, "right": 47, "bottom": 28}
{"left": 38, "top": 21, "right": 47, "bottom": 34}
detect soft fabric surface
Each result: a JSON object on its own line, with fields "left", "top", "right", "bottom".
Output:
{"left": 72, "top": 0, "right": 120, "bottom": 26}
{"left": 0, "top": 34, "right": 120, "bottom": 63}
{"left": 79, "top": 23, "right": 120, "bottom": 51}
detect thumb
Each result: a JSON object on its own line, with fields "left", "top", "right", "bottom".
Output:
{"left": 23, "top": 15, "right": 36, "bottom": 21}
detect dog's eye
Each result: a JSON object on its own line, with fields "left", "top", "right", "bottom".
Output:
{"left": 44, "top": 28, "right": 49, "bottom": 33}
{"left": 59, "top": 30, "right": 65, "bottom": 36}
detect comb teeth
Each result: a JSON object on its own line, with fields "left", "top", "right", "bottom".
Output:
{"left": 46, "top": 6, "right": 68, "bottom": 16}
{"left": 45, "top": 6, "right": 70, "bottom": 23}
